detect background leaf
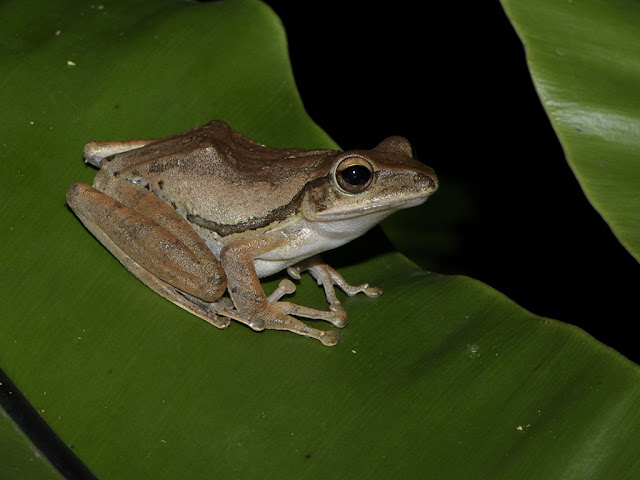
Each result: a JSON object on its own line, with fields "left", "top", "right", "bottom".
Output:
{"left": 1, "top": 0, "right": 640, "bottom": 478}
{"left": 499, "top": 0, "right": 640, "bottom": 260}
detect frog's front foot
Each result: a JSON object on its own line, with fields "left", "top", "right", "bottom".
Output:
{"left": 265, "top": 277, "right": 349, "bottom": 328}
{"left": 288, "top": 255, "right": 383, "bottom": 316}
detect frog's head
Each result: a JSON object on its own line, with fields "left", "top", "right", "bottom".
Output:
{"left": 301, "top": 136, "right": 437, "bottom": 230}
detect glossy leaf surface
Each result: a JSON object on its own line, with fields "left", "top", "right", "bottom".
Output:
{"left": 1, "top": 1, "right": 639, "bottom": 478}
{"left": 500, "top": 0, "right": 640, "bottom": 260}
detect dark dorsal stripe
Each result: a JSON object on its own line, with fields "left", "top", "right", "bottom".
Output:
{"left": 186, "top": 182, "right": 311, "bottom": 237}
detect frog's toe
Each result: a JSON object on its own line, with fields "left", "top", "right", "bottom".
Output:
{"left": 209, "top": 314, "right": 231, "bottom": 329}
{"left": 328, "top": 308, "right": 348, "bottom": 328}
{"left": 249, "top": 317, "right": 266, "bottom": 331}
{"left": 266, "top": 279, "right": 296, "bottom": 303}
{"left": 319, "top": 330, "right": 340, "bottom": 347}
{"left": 363, "top": 285, "right": 383, "bottom": 298}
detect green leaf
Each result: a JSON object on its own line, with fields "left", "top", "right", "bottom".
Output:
{"left": 1, "top": 0, "right": 639, "bottom": 479}
{"left": 500, "top": 0, "right": 640, "bottom": 260}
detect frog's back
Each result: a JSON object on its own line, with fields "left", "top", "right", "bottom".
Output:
{"left": 93, "top": 121, "right": 338, "bottom": 244}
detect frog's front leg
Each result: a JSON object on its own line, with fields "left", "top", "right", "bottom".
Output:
{"left": 219, "top": 238, "right": 340, "bottom": 346}
{"left": 286, "top": 255, "right": 383, "bottom": 327}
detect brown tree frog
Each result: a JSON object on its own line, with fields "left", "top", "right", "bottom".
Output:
{"left": 67, "top": 121, "right": 438, "bottom": 346}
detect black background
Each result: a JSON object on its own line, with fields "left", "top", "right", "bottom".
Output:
{"left": 263, "top": 1, "right": 638, "bottom": 363}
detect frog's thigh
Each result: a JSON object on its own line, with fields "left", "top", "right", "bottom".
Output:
{"left": 75, "top": 213, "right": 229, "bottom": 329}
{"left": 66, "top": 182, "right": 225, "bottom": 304}
{"left": 99, "top": 179, "right": 220, "bottom": 274}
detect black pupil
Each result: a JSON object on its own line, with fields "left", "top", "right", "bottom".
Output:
{"left": 341, "top": 165, "right": 371, "bottom": 186}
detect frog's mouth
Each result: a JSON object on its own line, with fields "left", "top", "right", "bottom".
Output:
{"left": 309, "top": 190, "right": 434, "bottom": 222}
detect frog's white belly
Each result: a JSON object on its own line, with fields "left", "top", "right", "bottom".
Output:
{"left": 252, "top": 212, "right": 394, "bottom": 278}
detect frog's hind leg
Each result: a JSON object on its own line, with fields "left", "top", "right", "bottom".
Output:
{"left": 219, "top": 239, "right": 342, "bottom": 346}
{"left": 66, "top": 182, "right": 230, "bottom": 329}
{"left": 84, "top": 139, "right": 155, "bottom": 167}
{"left": 251, "top": 301, "right": 340, "bottom": 346}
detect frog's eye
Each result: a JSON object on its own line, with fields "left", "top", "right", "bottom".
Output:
{"left": 335, "top": 156, "right": 374, "bottom": 194}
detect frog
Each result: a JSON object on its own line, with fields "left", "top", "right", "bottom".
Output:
{"left": 66, "top": 120, "right": 438, "bottom": 346}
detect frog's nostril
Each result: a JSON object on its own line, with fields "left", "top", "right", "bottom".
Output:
{"left": 413, "top": 173, "right": 436, "bottom": 186}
